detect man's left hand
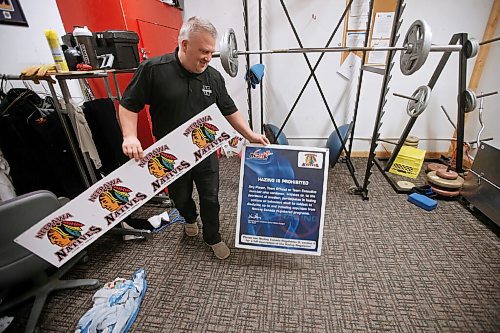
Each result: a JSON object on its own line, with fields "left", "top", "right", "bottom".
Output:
{"left": 248, "top": 132, "right": 270, "bottom": 145}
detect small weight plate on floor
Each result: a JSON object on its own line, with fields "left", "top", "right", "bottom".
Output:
{"left": 397, "top": 180, "right": 415, "bottom": 190}
{"left": 407, "top": 85, "right": 431, "bottom": 117}
{"left": 430, "top": 185, "right": 460, "bottom": 197}
{"left": 426, "top": 162, "right": 447, "bottom": 173}
{"left": 400, "top": 20, "right": 432, "bottom": 75}
{"left": 436, "top": 169, "right": 458, "bottom": 180}
{"left": 405, "top": 135, "right": 419, "bottom": 143}
{"left": 220, "top": 28, "right": 239, "bottom": 77}
{"left": 426, "top": 171, "right": 464, "bottom": 189}
{"left": 404, "top": 142, "right": 419, "bottom": 147}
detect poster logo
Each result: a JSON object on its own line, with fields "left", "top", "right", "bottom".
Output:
{"left": 298, "top": 152, "right": 323, "bottom": 169}
{"left": 98, "top": 185, "right": 133, "bottom": 212}
{"left": 0, "top": 1, "right": 14, "bottom": 11}
{"left": 35, "top": 213, "right": 103, "bottom": 262}
{"left": 47, "top": 220, "right": 84, "bottom": 247}
{"left": 139, "top": 145, "right": 191, "bottom": 191}
{"left": 184, "top": 115, "right": 231, "bottom": 162}
{"left": 147, "top": 152, "right": 177, "bottom": 177}
{"left": 89, "top": 178, "right": 147, "bottom": 225}
{"left": 138, "top": 145, "right": 178, "bottom": 178}
{"left": 202, "top": 85, "right": 212, "bottom": 96}
{"left": 229, "top": 136, "right": 243, "bottom": 148}
{"left": 191, "top": 122, "right": 219, "bottom": 148}
{"left": 248, "top": 149, "right": 273, "bottom": 161}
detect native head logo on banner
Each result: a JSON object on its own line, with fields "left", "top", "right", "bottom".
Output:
{"left": 47, "top": 220, "right": 84, "bottom": 247}
{"left": 99, "top": 185, "right": 132, "bottom": 212}
{"left": 184, "top": 115, "right": 230, "bottom": 162}
{"left": 221, "top": 135, "right": 245, "bottom": 157}
{"left": 148, "top": 151, "right": 177, "bottom": 177}
{"left": 138, "top": 145, "right": 191, "bottom": 191}
{"left": 35, "top": 213, "right": 103, "bottom": 262}
{"left": 89, "top": 178, "right": 147, "bottom": 225}
{"left": 192, "top": 122, "right": 218, "bottom": 148}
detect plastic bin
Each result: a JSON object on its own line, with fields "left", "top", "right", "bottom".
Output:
{"left": 95, "top": 30, "right": 140, "bottom": 69}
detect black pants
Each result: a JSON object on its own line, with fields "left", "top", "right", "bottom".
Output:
{"left": 168, "top": 153, "right": 221, "bottom": 245}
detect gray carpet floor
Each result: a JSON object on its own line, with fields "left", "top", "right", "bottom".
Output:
{"left": 4, "top": 157, "right": 500, "bottom": 332}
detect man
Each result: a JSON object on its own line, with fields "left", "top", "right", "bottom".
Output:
{"left": 119, "top": 16, "right": 269, "bottom": 260}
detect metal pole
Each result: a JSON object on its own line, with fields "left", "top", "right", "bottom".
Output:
{"left": 349, "top": 0, "right": 375, "bottom": 160}
{"left": 393, "top": 92, "right": 419, "bottom": 102}
{"left": 48, "top": 80, "right": 92, "bottom": 188}
{"left": 476, "top": 91, "right": 498, "bottom": 99}
{"left": 259, "top": 0, "right": 263, "bottom": 134}
{"left": 112, "top": 72, "right": 122, "bottom": 100}
{"left": 364, "top": 0, "right": 405, "bottom": 190}
{"left": 243, "top": 0, "right": 253, "bottom": 130}
{"left": 456, "top": 33, "right": 468, "bottom": 173}
{"left": 213, "top": 44, "right": 462, "bottom": 57}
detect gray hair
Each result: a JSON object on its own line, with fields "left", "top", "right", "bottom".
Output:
{"left": 178, "top": 16, "right": 218, "bottom": 45}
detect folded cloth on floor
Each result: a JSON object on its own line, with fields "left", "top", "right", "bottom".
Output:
{"left": 147, "top": 211, "right": 170, "bottom": 228}
{"left": 153, "top": 208, "right": 186, "bottom": 232}
{"left": 245, "top": 64, "right": 265, "bottom": 89}
{"left": 123, "top": 208, "right": 186, "bottom": 232}
{"left": 75, "top": 269, "right": 147, "bottom": 333}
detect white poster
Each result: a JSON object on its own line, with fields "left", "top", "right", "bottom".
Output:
{"left": 368, "top": 38, "right": 390, "bottom": 64}
{"left": 15, "top": 104, "right": 239, "bottom": 267}
{"left": 337, "top": 52, "right": 361, "bottom": 80}
{"left": 346, "top": 31, "right": 366, "bottom": 47}
{"left": 372, "top": 12, "right": 394, "bottom": 39}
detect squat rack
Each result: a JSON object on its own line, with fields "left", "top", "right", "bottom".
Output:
{"left": 246, "top": 0, "right": 373, "bottom": 199}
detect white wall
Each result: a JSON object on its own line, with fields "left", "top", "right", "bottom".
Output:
{"left": 0, "top": 0, "right": 83, "bottom": 100}
{"left": 464, "top": 22, "right": 500, "bottom": 152}
{"left": 184, "top": 0, "right": 498, "bottom": 154}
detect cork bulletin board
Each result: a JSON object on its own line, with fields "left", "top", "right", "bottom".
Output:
{"left": 341, "top": 0, "right": 397, "bottom": 65}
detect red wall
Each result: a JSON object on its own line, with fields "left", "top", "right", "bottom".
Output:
{"left": 56, "top": 0, "right": 182, "bottom": 148}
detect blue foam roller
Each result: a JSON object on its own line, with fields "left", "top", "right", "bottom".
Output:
{"left": 407, "top": 193, "right": 437, "bottom": 211}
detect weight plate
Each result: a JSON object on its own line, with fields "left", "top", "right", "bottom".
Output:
{"left": 397, "top": 180, "right": 415, "bottom": 190}
{"left": 430, "top": 184, "right": 460, "bottom": 197}
{"left": 400, "top": 20, "right": 432, "bottom": 75}
{"left": 436, "top": 169, "right": 458, "bottom": 180}
{"left": 464, "top": 89, "right": 477, "bottom": 113}
{"left": 464, "top": 38, "right": 479, "bottom": 59}
{"left": 220, "top": 28, "right": 239, "bottom": 77}
{"left": 426, "top": 162, "right": 448, "bottom": 173}
{"left": 407, "top": 85, "right": 431, "bottom": 117}
{"left": 426, "top": 171, "right": 464, "bottom": 189}
{"left": 405, "top": 135, "right": 420, "bottom": 144}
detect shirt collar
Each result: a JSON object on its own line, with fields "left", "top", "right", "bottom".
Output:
{"left": 175, "top": 47, "right": 204, "bottom": 81}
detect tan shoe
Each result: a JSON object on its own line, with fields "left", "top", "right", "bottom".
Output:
{"left": 184, "top": 223, "right": 199, "bottom": 236}
{"left": 208, "top": 241, "right": 230, "bottom": 260}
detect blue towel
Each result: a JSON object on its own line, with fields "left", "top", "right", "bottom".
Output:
{"left": 75, "top": 269, "right": 147, "bottom": 333}
{"left": 246, "top": 64, "right": 265, "bottom": 89}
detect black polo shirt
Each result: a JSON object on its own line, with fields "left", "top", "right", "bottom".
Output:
{"left": 120, "top": 48, "right": 237, "bottom": 139}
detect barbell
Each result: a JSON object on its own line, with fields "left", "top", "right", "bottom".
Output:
{"left": 213, "top": 20, "right": 478, "bottom": 77}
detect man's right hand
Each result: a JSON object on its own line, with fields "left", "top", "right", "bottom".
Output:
{"left": 122, "top": 136, "right": 144, "bottom": 161}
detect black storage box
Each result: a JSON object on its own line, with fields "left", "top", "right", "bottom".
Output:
{"left": 95, "top": 30, "right": 140, "bottom": 69}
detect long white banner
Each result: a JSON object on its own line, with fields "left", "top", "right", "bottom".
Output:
{"left": 15, "top": 104, "right": 238, "bottom": 267}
